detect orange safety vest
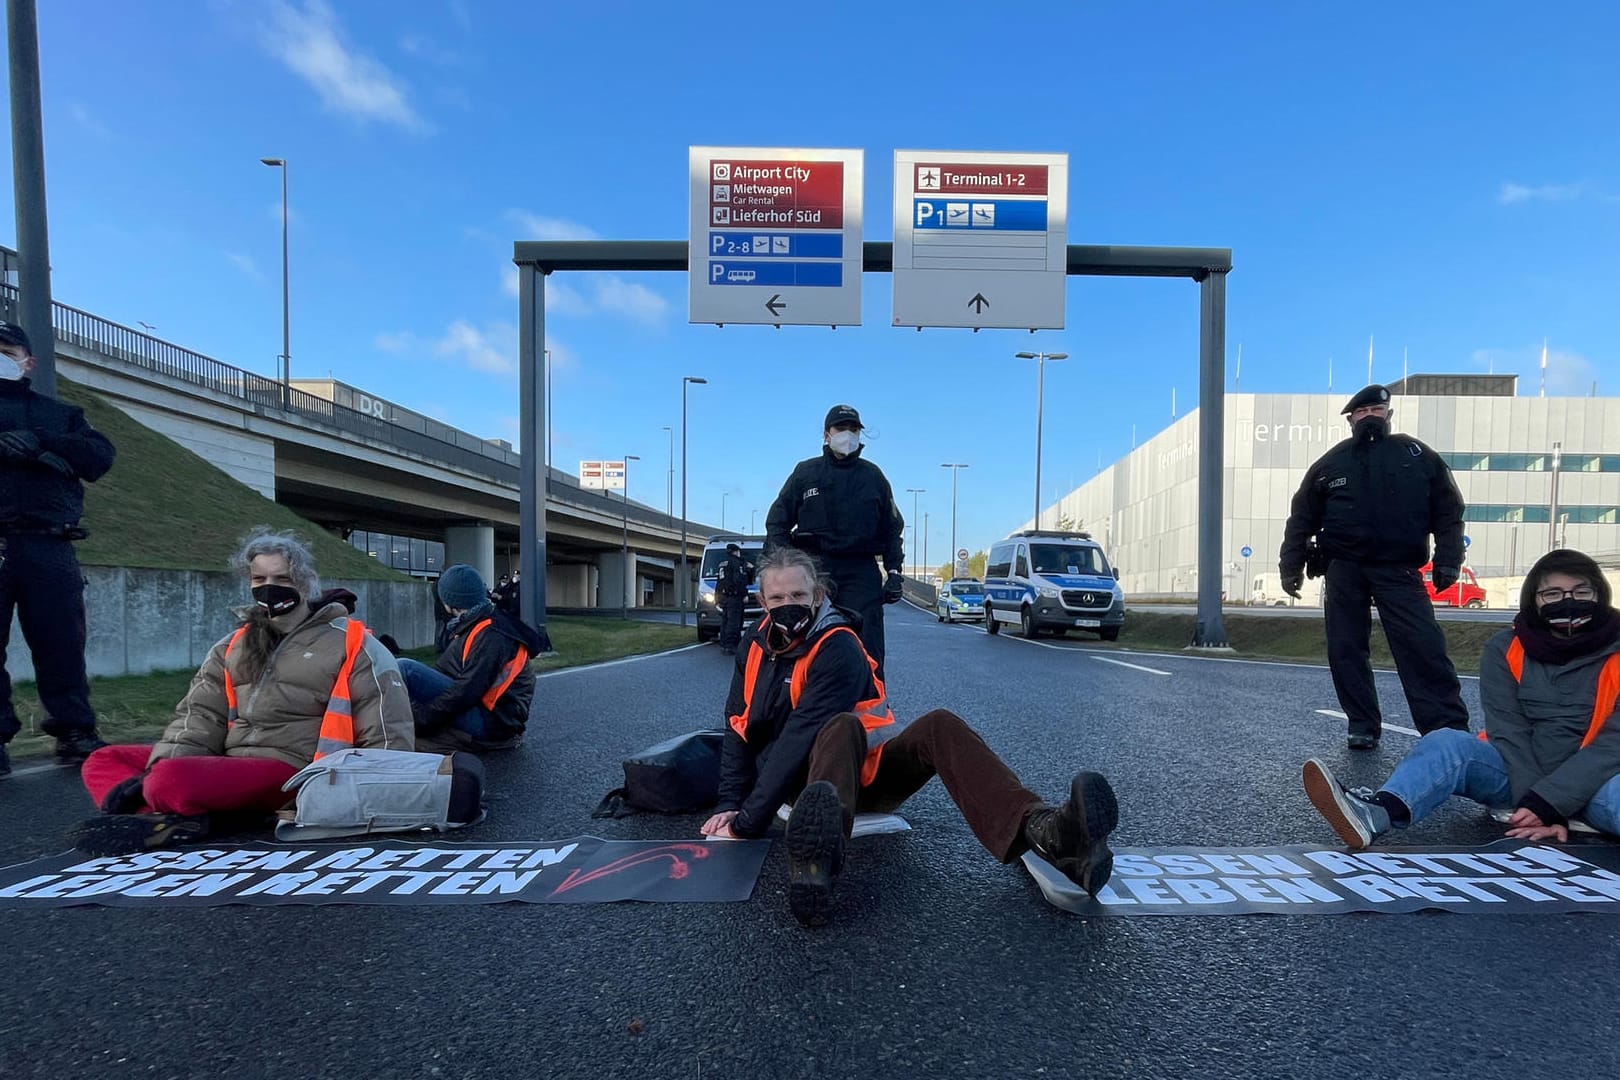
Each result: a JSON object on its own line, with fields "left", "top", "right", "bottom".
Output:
{"left": 460, "top": 618, "right": 531, "bottom": 711}
{"left": 1480, "top": 636, "right": 1620, "bottom": 749}
{"left": 728, "top": 624, "right": 896, "bottom": 786}
{"left": 221, "top": 617, "right": 366, "bottom": 761}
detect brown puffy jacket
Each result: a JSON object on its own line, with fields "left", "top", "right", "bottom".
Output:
{"left": 149, "top": 601, "right": 414, "bottom": 769}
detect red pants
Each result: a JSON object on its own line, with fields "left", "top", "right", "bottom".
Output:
{"left": 82, "top": 745, "right": 300, "bottom": 817}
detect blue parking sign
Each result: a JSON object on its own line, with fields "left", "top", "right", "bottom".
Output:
{"left": 1240, "top": 546, "right": 1252, "bottom": 558}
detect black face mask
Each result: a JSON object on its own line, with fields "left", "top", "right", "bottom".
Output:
{"left": 765, "top": 604, "right": 814, "bottom": 653}
{"left": 252, "top": 583, "right": 302, "bottom": 616}
{"left": 1540, "top": 598, "right": 1599, "bottom": 637}
{"left": 1352, "top": 416, "right": 1388, "bottom": 443}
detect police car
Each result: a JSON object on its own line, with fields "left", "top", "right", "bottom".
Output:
{"left": 982, "top": 530, "right": 1124, "bottom": 640}
{"left": 935, "top": 577, "right": 986, "bottom": 623}
{"left": 695, "top": 534, "right": 764, "bottom": 642}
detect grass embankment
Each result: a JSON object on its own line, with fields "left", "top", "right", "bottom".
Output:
{"left": 58, "top": 379, "right": 401, "bottom": 578}
{"left": 1113, "top": 610, "right": 1506, "bottom": 676}
{"left": 6, "top": 616, "right": 694, "bottom": 759}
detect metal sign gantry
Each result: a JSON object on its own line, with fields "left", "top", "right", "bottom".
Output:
{"left": 512, "top": 241, "right": 1234, "bottom": 647}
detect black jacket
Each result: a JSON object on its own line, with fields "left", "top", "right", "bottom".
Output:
{"left": 0, "top": 378, "right": 115, "bottom": 531}
{"left": 429, "top": 604, "right": 546, "bottom": 738}
{"left": 1279, "top": 431, "right": 1464, "bottom": 573}
{"left": 717, "top": 554, "right": 753, "bottom": 599}
{"left": 765, "top": 446, "right": 904, "bottom": 570}
{"left": 718, "top": 601, "right": 875, "bottom": 836}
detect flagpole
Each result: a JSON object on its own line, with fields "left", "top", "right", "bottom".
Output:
{"left": 1367, "top": 334, "right": 1374, "bottom": 384}
{"left": 1540, "top": 339, "right": 1548, "bottom": 397}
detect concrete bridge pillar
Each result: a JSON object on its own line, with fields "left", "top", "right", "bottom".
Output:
{"left": 443, "top": 523, "right": 496, "bottom": 586}
{"left": 594, "top": 550, "right": 638, "bottom": 610}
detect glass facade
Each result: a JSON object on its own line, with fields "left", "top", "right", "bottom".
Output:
{"left": 347, "top": 529, "right": 445, "bottom": 577}
{"left": 1443, "top": 452, "right": 1620, "bottom": 473}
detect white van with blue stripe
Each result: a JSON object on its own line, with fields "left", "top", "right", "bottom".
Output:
{"left": 983, "top": 530, "right": 1124, "bottom": 640}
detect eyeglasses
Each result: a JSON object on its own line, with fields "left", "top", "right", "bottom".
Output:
{"left": 1536, "top": 585, "right": 1597, "bottom": 604}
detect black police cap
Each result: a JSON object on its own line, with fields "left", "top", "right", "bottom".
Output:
{"left": 1341, "top": 384, "right": 1391, "bottom": 415}
{"left": 824, "top": 404, "right": 862, "bottom": 430}
{"left": 0, "top": 321, "right": 32, "bottom": 353}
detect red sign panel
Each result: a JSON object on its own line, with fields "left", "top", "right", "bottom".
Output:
{"left": 708, "top": 159, "right": 844, "bottom": 229}
{"left": 914, "top": 162, "right": 1049, "bottom": 196}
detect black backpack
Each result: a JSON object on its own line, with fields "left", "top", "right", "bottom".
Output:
{"left": 592, "top": 730, "right": 725, "bottom": 817}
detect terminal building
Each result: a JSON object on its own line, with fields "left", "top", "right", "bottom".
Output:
{"left": 1040, "top": 375, "right": 1620, "bottom": 603}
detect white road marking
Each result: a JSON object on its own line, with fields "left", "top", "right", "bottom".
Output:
{"left": 4, "top": 762, "right": 69, "bottom": 779}
{"left": 1091, "top": 656, "right": 1171, "bottom": 676}
{"left": 1313, "top": 708, "right": 1420, "bottom": 738}
{"left": 539, "top": 641, "right": 709, "bottom": 678}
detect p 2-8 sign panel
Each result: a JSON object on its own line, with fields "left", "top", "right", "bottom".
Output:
{"left": 688, "top": 146, "right": 864, "bottom": 327}
{"left": 892, "top": 150, "right": 1068, "bottom": 330}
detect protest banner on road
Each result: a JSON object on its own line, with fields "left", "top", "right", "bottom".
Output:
{"left": 1026, "top": 843, "right": 1620, "bottom": 915}
{"left": 0, "top": 837, "right": 770, "bottom": 909}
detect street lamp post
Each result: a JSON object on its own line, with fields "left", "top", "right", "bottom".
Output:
{"left": 620, "top": 454, "right": 640, "bottom": 619}
{"left": 749, "top": 508, "right": 759, "bottom": 534}
{"left": 679, "top": 376, "right": 707, "bottom": 626}
{"left": 1548, "top": 441, "right": 1563, "bottom": 553}
{"left": 905, "top": 488, "right": 926, "bottom": 578}
{"left": 260, "top": 157, "right": 289, "bottom": 403}
{"left": 940, "top": 464, "right": 969, "bottom": 577}
{"left": 721, "top": 492, "right": 728, "bottom": 532}
{"left": 662, "top": 426, "right": 673, "bottom": 516}
{"left": 1015, "top": 351, "right": 1068, "bottom": 528}
{"left": 923, "top": 511, "right": 930, "bottom": 581}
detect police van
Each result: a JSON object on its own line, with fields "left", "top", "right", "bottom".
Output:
{"left": 695, "top": 533, "right": 765, "bottom": 641}
{"left": 982, "top": 530, "right": 1124, "bottom": 640}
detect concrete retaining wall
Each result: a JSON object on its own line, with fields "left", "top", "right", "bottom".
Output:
{"left": 7, "top": 568, "right": 437, "bottom": 681}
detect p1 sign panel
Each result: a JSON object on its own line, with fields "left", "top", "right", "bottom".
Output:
{"left": 893, "top": 150, "right": 1068, "bottom": 330}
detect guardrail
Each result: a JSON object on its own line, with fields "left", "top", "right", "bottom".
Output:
{"left": 1, "top": 284, "right": 697, "bottom": 534}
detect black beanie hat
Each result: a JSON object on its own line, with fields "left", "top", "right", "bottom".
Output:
{"left": 1520, "top": 549, "right": 1611, "bottom": 618}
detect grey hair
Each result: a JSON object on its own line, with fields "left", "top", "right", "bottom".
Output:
{"left": 756, "top": 546, "right": 824, "bottom": 592}
{"left": 234, "top": 528, "right": 321, "bottom": 597}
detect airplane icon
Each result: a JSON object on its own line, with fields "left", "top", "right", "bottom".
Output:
{"left": 918, "top": 168, "right": 940, "bottom": 190}
{"left": 946, "top": 202, "right": 969, "bottom": 225}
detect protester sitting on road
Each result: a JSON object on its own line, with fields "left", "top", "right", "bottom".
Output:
{"left": 398, "top": 564, "right": 545, "bottom": 753}
{"left": 1304, "top": 548, "right": 1620, "bottom": 849}
{"left": 70, "top": 530, "right": 414, "bottom": 855}
{"left": 700, "top": 546, "right": 1121, "bottom": 927}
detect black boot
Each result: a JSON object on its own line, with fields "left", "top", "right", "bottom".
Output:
{"left": 54, "top": 729, "right": 108, "bottom": 764}
{"left": 67, "top": 813, "right": 210, "bottom": 856}
{"left": 785, "top": 781, "right": 846, "bottom": 927}
{"left": 1023, "top": 772, "right": 1120, "bottom": 895}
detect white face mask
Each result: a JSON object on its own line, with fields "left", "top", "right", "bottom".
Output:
{"left": 828, "top": 431, "right": 859, "bottom": 456}
{"left": 0, "top": 356, "right": 24, "bottom": 381}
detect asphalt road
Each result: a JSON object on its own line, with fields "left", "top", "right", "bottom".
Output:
{"left": 1148, "top": 602, "right": 1513, "bottom": 623}
{"left": 2, "top": 601, "right": 1617, "bottom": 1080}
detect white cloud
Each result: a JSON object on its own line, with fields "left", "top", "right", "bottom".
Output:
{"left": 374, "top": 331, "right": 414, "bottom": 353}
{"left": 1471, "top": 344, "right": 1600, "bottom": 394}
{"left": 258, "top": 0, "right": 425, "bottom": 131}
{"left": 225, "top": 252, "right": 265, "bottom": 282}
{"left": 507, "top": 211, "right": 598, "bottom": 241}
{"left": 435, "top": 320, "right": 516, "bottom": 375}
{"left": 1499, "top": 181, "right": 1588, "bottom": 205}
{"left": 593, "top": 276, "right": 670, "bottom": 324}
{"left": 67, "top": 102, "right": 111, "bottom": 139}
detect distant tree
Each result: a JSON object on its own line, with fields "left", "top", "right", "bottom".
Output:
{"left": 1055, "top": 513, "right": 1083, "bottom": 532}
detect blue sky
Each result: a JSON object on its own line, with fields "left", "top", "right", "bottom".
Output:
{"left": 6, "top": 1, "right": 1618, "bottom": 564}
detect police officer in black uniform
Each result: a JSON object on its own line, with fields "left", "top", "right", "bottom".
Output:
{"left": 0, "top": 322, "right": 116, "bottom": 776}
{"left": 1279, "top": 384, "right": 1469, "bottom": 748}
{"left": 715, "top": 542, "right": 753, "bottom": 655}
{"left": 766, "top": 404, "right": 904, "bottom": 678}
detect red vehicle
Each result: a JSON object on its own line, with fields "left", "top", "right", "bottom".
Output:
{"left": 1421, "top": 563, "right": 1487, "bottom": 608}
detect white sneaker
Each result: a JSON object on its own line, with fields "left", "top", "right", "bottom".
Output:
{"left": 1488, "top": 808, "right": 1512, "bottom": 824}
{"left": 1569, "top": 817, "right": 1600, "bottom": 835}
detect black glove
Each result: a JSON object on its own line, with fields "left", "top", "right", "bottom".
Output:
{"left": 1280, "top": 570, "right": 1303, "bottom": 599}
{"left": 1431, "top": 566, "right": 1459, "bottom": 592}
{"left": 35, "top": 450, "right": 75, "bottom": 478}
{"left": 0, "top": 429, "right": 41, "bottom": 460}
{"left": 100, "top": 773, "right": 148, "bottom": 814}
{"left": 882, "top": 571, "right": 904, "bottom": 604}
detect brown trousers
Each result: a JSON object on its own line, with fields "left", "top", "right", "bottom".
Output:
{"left": 804, "top": 708, "right": 1043, "bottom": 862}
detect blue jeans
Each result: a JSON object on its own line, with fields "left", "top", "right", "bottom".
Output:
{"left": 397, "top": 658, "right": 487, "bottom": 741}
{"left": 1381, "top": 727, "right": 1620, "bottom": 833}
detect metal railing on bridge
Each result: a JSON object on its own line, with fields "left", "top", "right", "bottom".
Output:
{"left": 0, "top": 283, "right": 690, "bottom": 533}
